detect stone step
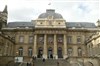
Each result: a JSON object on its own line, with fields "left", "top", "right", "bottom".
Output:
{"left": 33, "top": 59, "right": 71, "bottom": 66}
{"left": 34, "top": 59, "right": 67, "bottom": 66}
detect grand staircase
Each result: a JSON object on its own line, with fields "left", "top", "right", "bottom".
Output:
{"left": 34, "top": 59, "right": 57, "bottom": 66}
{"left": 19, "top": 59, "right": 71, "bottom": 66}
{"left": 33, "top": 59, "right": 70, "bottom": 66}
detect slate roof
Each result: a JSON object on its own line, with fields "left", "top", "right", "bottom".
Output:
{"left": 66, "top": 22, "right": 96, "bottom": 28}
{"left": 3, "top": 5, "right": 8, "bottom": 13}
{"left": 38, "top": 9, "right": 63, "bottom": 19}
{"left": 7, "top": 22, "right": 34, "bottom": 28}
{"left": 7, "top": 22, "right": 96, "bottom": 28}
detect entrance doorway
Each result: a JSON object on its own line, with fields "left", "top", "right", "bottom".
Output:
{"left": 37, "top": 47, "right": 43, "bottom": 58}
{"left": 58, "top": 47, "right": 63, "bottom": 58}
{"left": 48, "top": 47, "right": 53, "bottom": 59}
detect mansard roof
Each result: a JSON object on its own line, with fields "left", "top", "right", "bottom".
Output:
{"left": 7, "top": 22, "right": 34, "bottom": 28}
{"left": 67, "top": 22, "right": 96, "bottom": 28}
{"left": 7, "top": 22, "right": 96, "bottom": 28}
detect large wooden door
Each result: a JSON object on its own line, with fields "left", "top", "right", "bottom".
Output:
{"left": 58, "top": 47, "right": 63, "bottom": 58}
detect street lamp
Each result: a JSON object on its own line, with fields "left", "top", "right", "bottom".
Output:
{"left": 82, "top": 52, "right": 85, "bottom": 66}
{"left": 16, "top": 51, "right": 18, "bottom": 66}
{"left": 16, "top": 52, "right": 18, "bottom": 62}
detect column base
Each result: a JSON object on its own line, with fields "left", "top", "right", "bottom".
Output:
{"left": 63, "top": 54, "right": 68, "bottom": 59}
{"left": 43, "top": 54, "right": 47, "bottom": 59}
{"left": 53, "top": 55, "right": 58, "bottom": 59}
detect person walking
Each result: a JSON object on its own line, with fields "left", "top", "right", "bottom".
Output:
{"left": 42, "top": 58, "right": 45, "bottom": 62}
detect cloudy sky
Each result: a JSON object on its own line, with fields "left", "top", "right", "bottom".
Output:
{"left": 0, "top": 0, "right": 99, "bottom": 23}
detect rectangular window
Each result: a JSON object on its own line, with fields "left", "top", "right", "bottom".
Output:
{"left": 57, "top": 36, "right": 63, "bottom": 44}
{"left": 67, "top": 36, "right": 72, "bottom": 44}
{"left": 77, "top": 36, "right": 81, "bottom": 44}
{"left": 48, "top": 36, "right": 53, "bottom": 44}
{"left": 38, "top": 36, "right": 44, "bottom": 44}
{"left": 29, "top": 36, "right": 33, "bottom": 44}
{"left": 19, "top": 36, "right": 24, "bottom": 43}
{"left": 68, "top": 48, "right": 73, "bottom": 56}
{"left": 28, "top": 48, "right": 32, "bottom": 56}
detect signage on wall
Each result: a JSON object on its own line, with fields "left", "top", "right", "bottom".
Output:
{"left": 15, "top": 57, "right": 23, "bottom": 62}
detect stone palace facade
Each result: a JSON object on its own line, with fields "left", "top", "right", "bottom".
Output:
{"left": 0, "top": 6, "right": 100, "bottom": 66}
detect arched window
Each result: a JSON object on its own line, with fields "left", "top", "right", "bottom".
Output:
{"left": 68, "top": 47, "right": 73, "bottom": 56}
{"left": 19, "top": 47, "right": 23, "bottom": 56}
{"left": 78, "top": 47, "right": 82, "bottom": 56}
{"left": 28, "top": 47, "right": 33, "bottom": 56}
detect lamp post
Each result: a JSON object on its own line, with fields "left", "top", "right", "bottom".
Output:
{"left": 82, "top": 52, "right": 85, "bottom": 66}
{"left": 16, "top": 51, "right": 18, "bottom": 66}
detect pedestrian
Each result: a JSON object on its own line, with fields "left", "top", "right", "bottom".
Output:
{"left": 27, "top": 62, "right": 29, "bottom": 66}
{"left": 57, "top": 61, "right": 59, "bottom": 66}
{"left": 32, "top": 56, "right": 35, "bottom": 60}
{"left": 34, "top": 56, "right": 36, "bottom": 60}
{"left": 42, "top": 58, "right": 45, "bottom": 62}
{"left": 28, "top": 62, "right": 31, "bottom": 66}
{"left": 51, "top": 54, "right": 53, "bottom": 59}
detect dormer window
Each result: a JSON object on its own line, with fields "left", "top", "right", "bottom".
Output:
{"left": 77, "top": 23, "right": 81, "bottom": 27}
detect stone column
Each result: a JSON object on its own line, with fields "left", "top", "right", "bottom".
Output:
{"left": 43, "top": 34, "right": 47, "bottom": 59}
{"left": 33, "top": 34, "right": 37, "bottom": 57}
{"left": 4, "top": 42, "right": 8, "bottom": 56}
{"left": 63, "top": 34, "right": 68, "bottom": 59}
{"left": 53, "top": 34, "right": 58, "bottom": 59}
{"left": 11, "top": 44, "right": 13, "bottom": 56}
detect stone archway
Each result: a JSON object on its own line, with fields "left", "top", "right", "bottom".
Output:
{"left": 58, "top": 47, "right": 63, "bottom": 58}
{"left": 37, "top": 47, "right": 43, "bottom": 58}
{"left": 48, "top": 47, "right": 53, "bottom": 59}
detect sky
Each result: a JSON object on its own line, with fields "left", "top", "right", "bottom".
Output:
{"left": 0, "top": 0, "right": 100, "bottom": 24}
